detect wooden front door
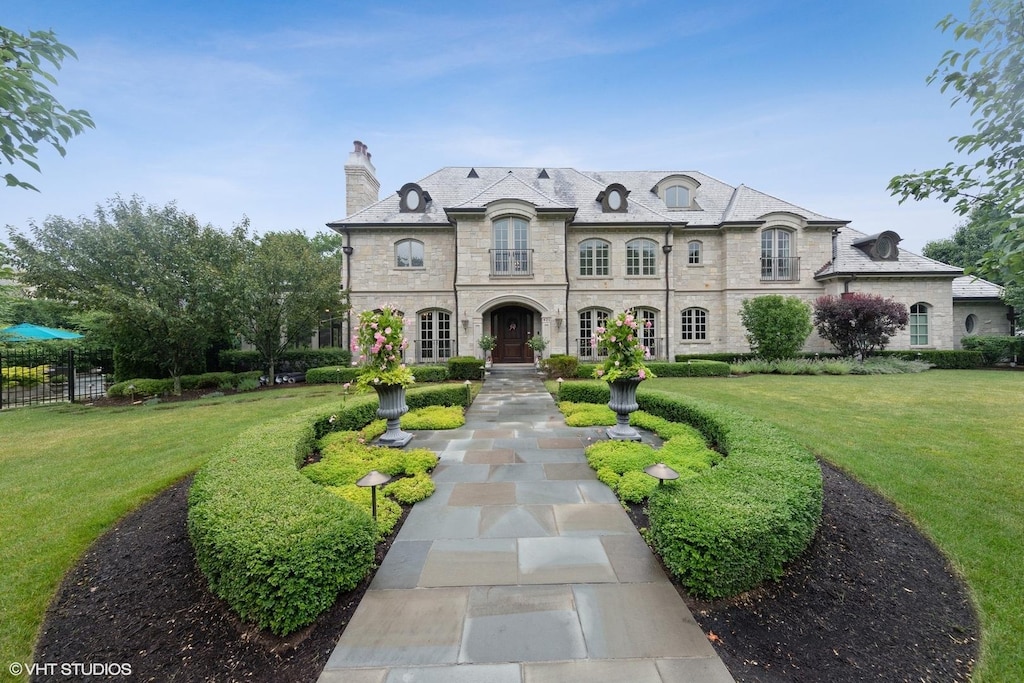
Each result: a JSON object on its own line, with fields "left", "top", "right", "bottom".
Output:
{"left": 492, "top": 306, "right": 534, "bottom": 363}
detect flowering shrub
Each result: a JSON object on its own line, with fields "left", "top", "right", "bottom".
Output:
{"left": 592, "top": 310, "right": 656, "bottom": 383}
{"left": 350, "top": 305, "right": 415, "bottom": 388}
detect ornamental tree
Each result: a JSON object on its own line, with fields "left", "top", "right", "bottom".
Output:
{"left": 1, "top": 26, "right": 94, "bottom": 190}
{"left": 739, "top": 295, "right": 813, "bottom": 361}
{"left": 813, "top": 294, "right": 909, "bottom": 359}
{"left": 228, "top": 229, "right": 343, "bottom": 384}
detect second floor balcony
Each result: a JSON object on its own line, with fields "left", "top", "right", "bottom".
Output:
{"left": 490, "top": 249, "right": 533, "bottom": 277}
{"left": 760, "top": 256, "right": 800, "bottom": 282}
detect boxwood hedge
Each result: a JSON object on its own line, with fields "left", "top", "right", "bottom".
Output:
{"left": 636, "top": 389, "right": 823, "bottom": 598}
{"left": 187, "top": 383, "right": 469, "bottom": 636}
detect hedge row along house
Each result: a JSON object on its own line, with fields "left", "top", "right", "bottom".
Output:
{"left": 327, "top": 141, "right": 1014, "bottom": 364}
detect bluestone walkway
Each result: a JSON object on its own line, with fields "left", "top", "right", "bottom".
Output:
{"left": 319, "top": 366, "right": 734, "bottom": 683}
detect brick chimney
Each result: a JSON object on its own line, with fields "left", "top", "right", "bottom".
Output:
{"left": 344, "top": 140, "right": 379, "bottom": 217}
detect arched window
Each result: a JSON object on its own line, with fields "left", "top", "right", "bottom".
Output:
{"left": 579, "top": 308, "right": 610, "bottom": 358}
{"left": 492, "top": 216, "right": 530, "bottom": 275}
{"left": 579, "top": 239, "right": 610, "bottom": 276}
{"left": 910, "top": 303, "right": 930, "bottom": 346}
{"left": 419, "top": 310, "right": 452, "bottom": 361}
{"left": 665, "top": 185, "right": 690, "bottom": 209}
{"left": 681, "top": 308, "right": 708, "bottom": 341}
{"left": 633, "top": 307, "right": 658, "bottom": 357}
{"left": 626, "top": 239, "right": 657, "bottom": 276}
{"left": 687, "top": 240, "right": 702, "bottom": 265}
{"left": 761, "top": 228, "right": 795, "bottom": 281}
{"left": 395, "top": 239, "right": 424, "bottom": 268}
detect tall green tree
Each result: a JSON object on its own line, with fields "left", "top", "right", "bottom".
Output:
{"left": 229, "top": 230, "right": 342, "bottom": 383}
{"left": 923, "top": 204, "right": 1024, "bottom": 310}
{"left": 9, "top": 195, "right": 245, "bottom": 392}
{"left": 739, "top": 294, "right": 813, "bottom": 360}
{"left": 1, "top": 26, "right": 94, "bottom": 190}
{"left": 888, "top": 1, "right": 1024, "bottom": 293}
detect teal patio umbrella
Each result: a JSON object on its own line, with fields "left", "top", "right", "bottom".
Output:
{"left": 1, "top": 323, "right": 84, "bottom": 342}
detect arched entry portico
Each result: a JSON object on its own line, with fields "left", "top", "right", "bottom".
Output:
{"left": 490, "top": 304, "right": 535, "bottom": 363}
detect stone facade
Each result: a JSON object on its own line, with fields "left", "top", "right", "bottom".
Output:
{"left": 330, "top": 151, "right": 1012, "bottom": 363}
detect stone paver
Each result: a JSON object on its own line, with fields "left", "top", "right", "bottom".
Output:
{"left": 319, "top": 366, "right": 733, "bottom": 683}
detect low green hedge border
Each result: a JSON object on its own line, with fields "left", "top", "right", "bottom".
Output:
{"left": 637, "top": 389, "right": 822, "bottom": 599}
{"left": 218, "top": 348, "right": 352, "bottom": 373}
{"left": 876, "top": 349, "right": 985, "bottom": 369}
{"left": 187, "top": 383, "right": 470, "bottom": 636}
{"left": 559, "top": 380, "right": 823, "bottom": 599}
{"left": 573, "top": 359, "right": 729, "bottom": 379}
{"left": 108, "top": 370, "right": 263, "bottom": 397}
{"left": 306, "top": 365, "right": 449, "bottom": 384}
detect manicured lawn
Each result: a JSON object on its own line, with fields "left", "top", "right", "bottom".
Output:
{"left": 650, "top": 370, "right": 1023, "bottom": 683}
{"left": 0, "top": 386, "right": 347, "bottom": 675}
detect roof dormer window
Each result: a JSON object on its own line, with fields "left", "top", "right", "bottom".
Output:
{"left": 398, "top": 182, "right": 431, "bottom": 213}
{"left": 652, "top": 174, "right": 700, "bottom": 210}
{"left": 852, "top": 230, "right": 901, "bottom": 261}
{"left": 597, "top": 183, "right": 629, "bottom": 213}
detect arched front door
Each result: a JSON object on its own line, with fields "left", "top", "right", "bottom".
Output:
{"left": 491, "top": 305, "right": 534, "bottom": 363}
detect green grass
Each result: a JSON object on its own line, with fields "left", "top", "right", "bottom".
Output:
{"left": 0, "top": 386, "right": 348, "bottom": 675}
{"left": 650, "top": 370, "right": 1023, "bottom": 682}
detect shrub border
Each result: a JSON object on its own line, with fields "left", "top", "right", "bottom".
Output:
{"left": 559, "top": 380, "right": 823, "bottom": 598}
{"left": 186, "top": 383, "right": 470, "bottom": 635}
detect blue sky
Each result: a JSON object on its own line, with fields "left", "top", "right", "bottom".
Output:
{"left": 2, "top": 0, "right": 975, "bottom": 253}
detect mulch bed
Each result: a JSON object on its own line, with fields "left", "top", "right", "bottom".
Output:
{"left": 34, "top": 462, "right": 977, "bottom": 682}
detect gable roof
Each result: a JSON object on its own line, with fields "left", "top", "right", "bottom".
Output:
{"left": 328, "top": 167, "right": 846, "bottom": 228}
{"left": 815, "top": 227, "right": 963, "bottom": 280}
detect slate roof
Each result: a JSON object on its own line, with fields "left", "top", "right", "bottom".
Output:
{"left": 814, "top": 227, "right": 963, "bottom": 279}
{"left": 952, "top": 275, "right": 1005, "bottom": 300}
{"left": 329, "top": 167, "right": 844, "bottom": 227}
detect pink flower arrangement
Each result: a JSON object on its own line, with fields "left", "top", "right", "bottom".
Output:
{"left": 591, "top": 309, "right": 655, "bottom": 383}
{"left": 350, "top": 304, "right": 415, "bottom": 387}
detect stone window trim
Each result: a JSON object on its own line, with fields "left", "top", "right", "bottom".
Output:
{"left": 398, "top": 182, "right": 431, "bottom": 213}
{"left": 680, "top": 307, "right": 709, "bottom": 342}
{"left": 910, "top": 302, "right": 931, "bottom": 347}
{"left": 395, "top": 238, "right": 425, "bottom": 269}
{"left": 687, "top": 240, "right": 703, "bottom": 266}
{"left": 626, "top": 238, "right": 658, "bottom": 277}
{"left": 578, "top": 238, "right": 611, "bottom": 277}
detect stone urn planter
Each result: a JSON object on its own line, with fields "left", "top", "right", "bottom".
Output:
{"left": 606, "top": 376, "right": 643, "bottom": 441}
{"left": 373, "top": 383, "right": 413, "bottom": 448}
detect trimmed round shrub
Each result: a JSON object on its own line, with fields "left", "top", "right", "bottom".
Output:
{"left": 400, "top": 405, "right": 465, "bottom": 430}
{"left": 617, "top": 470, "right": 660, "bottom": 503}
{"left": 385, "top": 473, "right": 436, "bottom": 504}
{"left": 327, "top": 483, "right": 403, "bottom": 539}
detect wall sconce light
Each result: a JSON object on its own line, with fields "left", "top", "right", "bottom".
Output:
{"left": 644, "top": 462, "right": 679, "bottom": 486}
{"left": 555, "top": 306, "right": 563, "bottom": 331}
{"left": 342, "top": 246, "right": 354, "bottom": 256}
{"left": 662, "top": 244, "right": 673, "bottom": 254}
{"left": 356, "top": 470, "right": 392, "bottom": 519}
{"left": 462, "top": 317, "right": 469, "bottom": 331}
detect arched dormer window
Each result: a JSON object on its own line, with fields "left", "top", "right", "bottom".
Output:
{"left": 597, "top": 183, "right": 630, "bottom": 213}
{"left": 398, "top": 182, "right": 431, "bottom": 213}
{"left": 626, "top": 238, "right": 657, "bottom": 276}
{"left": 652, "top": 174, "right": 700, "bottom": 210}
{"left": 395, "top": 239, "right": 424, "bottom": 268}
{"left": 579, "top": 238, "right": 610, "bottom": 276}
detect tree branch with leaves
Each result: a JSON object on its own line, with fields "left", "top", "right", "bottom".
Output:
{"left": 1, "top": 26, "right": 94, "bottom": 191}
{"left": 888, "top": 0, "right": 1024, "bottom": 292}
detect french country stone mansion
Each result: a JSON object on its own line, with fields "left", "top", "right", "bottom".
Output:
{"left": 328, "top": 141, "right": 1012, "bottom": 364}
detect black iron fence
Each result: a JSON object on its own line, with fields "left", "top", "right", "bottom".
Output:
{"left": 1, "top": 346, "right": 113, "bottom": 409}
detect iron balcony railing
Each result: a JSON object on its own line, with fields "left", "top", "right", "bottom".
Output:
{"left": 760, "top": 256, "right": 801, "bottom": 282}
{"left": 490, "top": 249, "right": 533, "bottom": 276}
